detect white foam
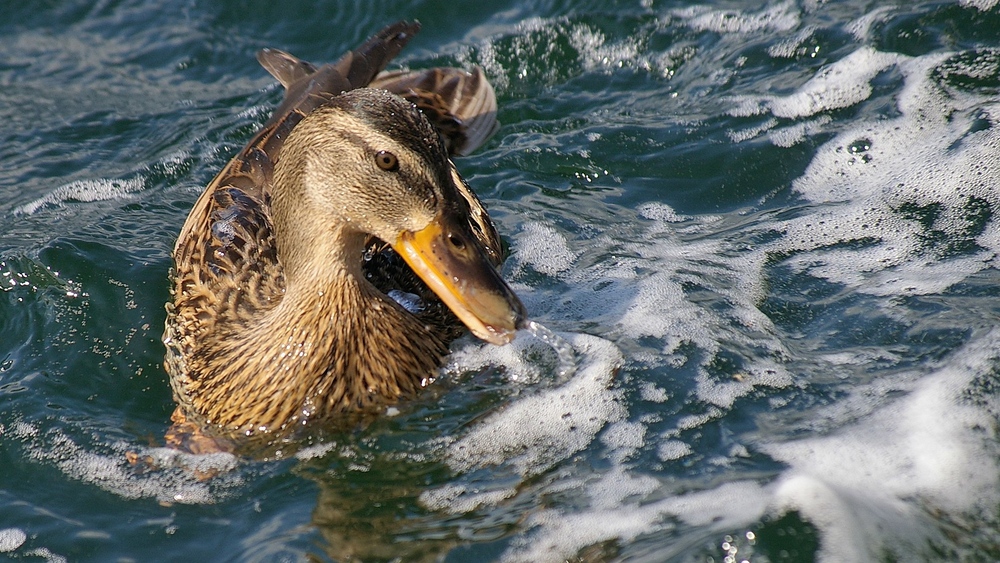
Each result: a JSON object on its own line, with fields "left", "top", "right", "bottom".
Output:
{"left": 11, "top": 421, "right": 241, "bottom": 505}
{"left": 695, "top": 358, "right": 794, "bottom": 409}
{"left": 767, "top": 115, "right": 831, "bottom": 147}
{"left": 846, "top": 6, "right": 896, "bottom": 41}
{"left": 513, "top": 222, "right": 579, "bottom": 277}
{"left": 961, "top": 0, "right": 1000, "bottom": 10}
{"left": 500, "top": 475, "right": 769, "bottom": 563}
{"left": 765, "top": 49, "right": 1000, "bottom": 296}
{"left": 0, "top": 528, "right": 26, "bottom": 552}
{"left": 636, "top": 202, "right": 689, "bottom": 224}
{"left": 768, "top": 46, "right": 901, "bottom": 119}
{"left": 674, "top": 1, "right": 800, "bottom": 35}
{"left": 22, "top": 547, "right": 67, "bottom": 563}
{"left": 600, "top": 420, "right": 646, "bottom": 463}
{"left": 419, "top": 483, "right": 516, "bottom": 513}
{"left": 638, "top": 381, "right": 669, "bottom": 403}
{"left": 729, "top": 47, "right": 901, "bottom": 124}
{"left": 762, "top": 328, "right": 1000, "bottom": 562}
{"left": 656, "top": 439, "right": 692, "bottom": 461}
{"left": 441, "top": 333, "right": 624, "bottom": 477}
{"left": 13, "top": 177, "right": 144, "bottom": 215}
{"left": 766, "top": 26, "right": 819, "bottom": 59}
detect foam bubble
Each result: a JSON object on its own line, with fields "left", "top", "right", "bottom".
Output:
{"left": 636, "top": 202, "right": 689, "bottom": 224}
{"left": 766, "top": 26, "right": 819, "bottom": 59}
{"left": 500, "top": 475, "right": 769, "bottom": 563}
{"left": 0, "top": 528, "right": 26, "bottom": 552}
{"left": 638, "top": 381, "right": 669, "bottom": 403}
{"left": 11, "top": 421, "right": 241, "bottom": 505}
{"left": 674, "top": 1, "right": 800, "bottom": 35}
{"left": 13, "top": 178, "right": 144, "bottom": 216}
{"left": 656, "top": 439, "right": 692, "bottom": 461}
{"left": 419, "top": 483, "right": 517, "bottom": 514}
{"left": 761, "top": 328, "right": 1000, "bottom": 561}
{"left": 22, "top": 547, "right": 66, "bottom": 563}
{"left": 513, "top": 222, "right": 579, "bottom": 277}
{"left": 961, "top": 0, "right": 1000, "bottom": 10}
{"left": 600, "top": 420, "right": 646, "bottom": 464}
{"left": 729, "top": 47, "right": 901, "bottom": 124}
{"left": 846, "top": 6, "right": 895, "bottom": 41}
{"left": 774, "top": 47, "right": 901, "bottom": 118}
{"left": 767, "top": 115, "right": 831, "bottom": 147}
{"left": 442, "top": 333, "right": 624, "bottom": 477}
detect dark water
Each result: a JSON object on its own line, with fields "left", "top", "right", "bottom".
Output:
{"left": 4, "top": 0, "right": 1000, "bottom": 561}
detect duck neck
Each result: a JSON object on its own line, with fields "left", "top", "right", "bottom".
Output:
{"left": 212, "top": 224, "right": 447, "bottom": 434}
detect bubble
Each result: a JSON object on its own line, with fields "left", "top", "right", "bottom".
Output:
{"left": 0, "top": 528, "right": 27, "bottom": 552}
{"left": 11, "top": 421, "right": 241, "bottom": 505}
{"left": 13, "top": 178, "right": 144, "bottom": 216}
{"left": 442, "top": 333, "right": 624, "bottom": 477}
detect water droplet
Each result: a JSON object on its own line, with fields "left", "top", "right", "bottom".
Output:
{"left": 525, "top": 321, "right": 577, "bottom": 381}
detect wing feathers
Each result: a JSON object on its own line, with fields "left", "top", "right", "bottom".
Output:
{"left": 371, "top": 66, "right": 499, "bottom": 156}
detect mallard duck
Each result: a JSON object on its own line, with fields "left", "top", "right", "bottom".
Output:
{"left": 162, "top": 21, "right": 526, "bottom": 451}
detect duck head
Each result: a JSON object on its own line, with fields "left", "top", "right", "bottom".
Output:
{"left": 270, "top": 87, "right": 526, "bottom": 345}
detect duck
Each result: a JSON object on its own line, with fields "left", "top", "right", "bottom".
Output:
{"left": 162, "top": 21, "right": 526, "bottom": 452}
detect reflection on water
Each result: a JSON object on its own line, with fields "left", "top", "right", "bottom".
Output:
{"left": 301, "top": 329, "right": 622, "bottom": 561}
{"left": 306, "top": 451, "right": 457, "bottom": 562}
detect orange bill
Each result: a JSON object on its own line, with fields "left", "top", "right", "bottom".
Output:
{"left": 395, "top": 216, "right": 526, "bottom": 345}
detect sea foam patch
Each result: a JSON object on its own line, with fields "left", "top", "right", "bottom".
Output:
{"left": 673, "top": 0, "right": 800, "bottom": 35}
{"left": 437, "top": 333, "right": 624, "bottom": 479}
{"left": 443, "top": 15, "right": 1000, "bottom": 561}
{"left": 0, "top": 528, "right": 27, "bottom": 552}
{"left": 721, "top": 44, "right": 1000, "bottom": 298}
{"left": 510, "top": 210, "right": 792, "bottom": 411}
{"left": 9, "top": 420, "right": 241, "bottom": 505}
{"left": 420, "top": 331, "right": 624, "bottom": 524}
{"left": 13, "top": 178, "right": 145, "bottom": 216}
{"left": 761, "top": 48, "right": 1000, "bottom": 296}
{"left": 761, "top": 329, "right": 1000, "bottom": 561}
{"left": 499, "top": 474, "right": 770, "bottom": 563}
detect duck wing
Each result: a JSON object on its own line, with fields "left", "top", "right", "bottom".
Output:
{"left": 256, "top": 20, "right": 421, "bottom": 132}
{"left": 371, "top": 66, "right": 499, "bottom": 157}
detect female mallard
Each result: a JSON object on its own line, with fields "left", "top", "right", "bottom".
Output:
{"left": 163, "top": 21, "right": 526, "bottom": 451}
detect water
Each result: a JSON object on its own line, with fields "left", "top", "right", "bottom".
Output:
{"left": 3, "top": 0, "right": 1000, "bottom": 561}
{"left": 525, "top": 320, "right": 578, "bottom": 380}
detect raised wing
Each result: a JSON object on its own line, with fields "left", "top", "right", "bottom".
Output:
{"left": 371, "top": 66, "right": 499, "bottom": 156}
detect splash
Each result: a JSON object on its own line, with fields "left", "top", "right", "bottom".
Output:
{"left": 524, "top": 320, "right": 577, "bottom": 381}
{"left": 424, "top": 333, "right": 624, "bottom": 510}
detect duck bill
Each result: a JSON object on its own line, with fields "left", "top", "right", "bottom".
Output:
{"left": 395, "top": 219, "right": 526, "bottom": 345}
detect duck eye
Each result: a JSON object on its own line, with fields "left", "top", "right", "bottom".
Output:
{"left": 375, "top": 150, "right": 399, "bottom": 171}
{"left": 447, "top": 232, "right": 466, "bottom": 251}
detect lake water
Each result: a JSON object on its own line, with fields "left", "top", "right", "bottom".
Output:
{"left": 3, "top": 1, "right": 1000, "bottom": 561}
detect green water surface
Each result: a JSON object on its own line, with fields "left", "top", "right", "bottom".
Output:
{"left": 4, "top": 1, "right": 1000, "bottom": 561}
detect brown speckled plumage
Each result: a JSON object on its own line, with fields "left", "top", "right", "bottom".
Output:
{"left": 163, "top": 21, "right": 525, "bottom": 448}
